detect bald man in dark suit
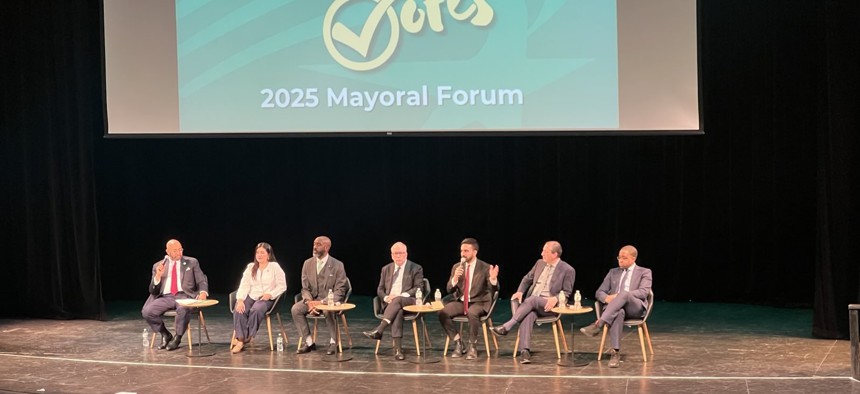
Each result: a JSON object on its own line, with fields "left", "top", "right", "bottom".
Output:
{"left": 580, "top": 245, "right": 653, "bottom": 368}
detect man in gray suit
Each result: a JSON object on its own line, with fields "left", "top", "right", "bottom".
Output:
{"left": 580, "top": 245, "right": 653, "bottom": 368}
{"left": 292, "top": 236, "right": 348, "bottom": 355}
{"left": 362, "top": 241, "right": 425, "bottom": 360}
{"left": 141, "top": 239, "right": 209, "bottom": 351}
{"left": 490, "top": 241, "right": 574, "bottom": 364}
{"left": 439, "top": 238, "right": 499, "bottom": 360}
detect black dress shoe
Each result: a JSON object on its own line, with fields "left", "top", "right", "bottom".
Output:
{"left": 451, "top": 339, "right": 465, "bottom": 358}
{"left": 157, "top": 331, "right": 173, "bottom": 350}
{"left": 165, "top": 334, "right": 182, "bottom": 351}
{"left": 326, "top": 343, "right": 338, "bottom": 355}
{"left": 519, "top": 349, "right": 531, "bottom": 364}
{"left": 466, "top": 343, "right": 478, "bottom": 360}
{"left": 580, "top": 322, "right": 602, "bottom": 337}
{"left": 394, "top": 347, "right": 405, "bottom": 361}
{"left": 490, "top": 326, "right": 508, "bottom": 336}
{"left": 296, "top": 343, "right": 316, "bottom": 354}
{"left": 363, "top": 330, "right": 382, "bottom": 340}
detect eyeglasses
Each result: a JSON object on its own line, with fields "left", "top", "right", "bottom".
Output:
{"left": 616, "top": 256, "right": 631, "bottom": 261}
{"left": 391, "top": 251, "right": 407, "bottom": 255}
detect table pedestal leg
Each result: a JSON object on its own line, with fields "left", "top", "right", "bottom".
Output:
{"left": 322, "top": 311, "right": 352, "bottom": 362}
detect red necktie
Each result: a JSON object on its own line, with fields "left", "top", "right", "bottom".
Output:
{"left": 463, "top": 264, "right": 470, "bottom": 314}
{"left": 170, "top": 261, "right": 179, "bottom": 295}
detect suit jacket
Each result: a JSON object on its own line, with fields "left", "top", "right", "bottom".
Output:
{"left": 148, "top": 256, "right": 208, "bottom": 298}
{"left": 516, "top": 259, "right": 575, "bottom": 299}
{"left": 299, "top": 255, "right": 348, "bottom": 303}
{"left": 595, "top": 264, "right": 652, "bottom": 310}
{"left": 235, "top": 261, "right": 288, "bottom": 301}
{"left": 377, "top": 260, "right": 424, "bottom": 300}
{"left": 446, "top": 258, "right": 498, "bottom": 304}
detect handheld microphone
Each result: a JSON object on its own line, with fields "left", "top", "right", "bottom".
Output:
{"left": 459, "top": 257, "right": 466, "bottom": 269}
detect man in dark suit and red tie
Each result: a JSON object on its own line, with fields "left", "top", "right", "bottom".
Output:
{"left": 438, "top": 238, "right": 499, "bottom": 360}
{"left": 362, "top": 241, "right": 425, "bottom": 360}
{"left": 580, "top": 245, "right": 653, "bottom": 368}
{"left": 141, "top": 239, "right": 209, "bottom": 351}
{"left": 490, "top": 241, "right": 574, "bottom": 364}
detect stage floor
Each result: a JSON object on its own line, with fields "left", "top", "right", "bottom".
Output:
{"left": 1, "top": 297, "right": 857, "bottom": 393}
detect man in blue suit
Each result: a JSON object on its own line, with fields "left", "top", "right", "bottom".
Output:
{"left": 580, "top": 245, "right": 653, "bottom": 368}
{"left": 490, "top": 241, "right": 574, "bottom": 364}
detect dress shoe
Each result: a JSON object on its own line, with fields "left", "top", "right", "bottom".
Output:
{"left": 519, "top": 349, "right": 531, "bottom": 364}
{"left": 608, "top": 349, "right": 621, "bottom": 368}
{"left": 450, "top": 339, "right": 465, "bottom": 358}
{"left": 296, "top": 343, "right": 316, "bottom": 354}
{"left": 465, "top": 343, "right": 478, "bottom": 360}
{"left": 393, "top": 338, "right": 405, "bottom": 361}
{"left": 157, "top": 331, "right": 173, "bottom": 350}
{"left": 165, "top": 334, "right": 182, "bottom": 351}
{"left": 580, "top": 322, "right": 602, "bottom": 337}
{"left": 363, "top": 330, "right": 382, "bottom": 340}
{"left": 326, "top": 343, "right": 338, "bottom": 355}
{"left": 231, "top": 341, "right": 244, "bottom": 354}
{"left": 230, "top": 337, "right": 240, "bottom": 349}
{"left": 490, "top": 326, "right": 508, "bottom": 336}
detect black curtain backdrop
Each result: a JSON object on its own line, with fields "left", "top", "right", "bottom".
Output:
{"left": 2, "top": 1, "right": 858, "bottom": 337}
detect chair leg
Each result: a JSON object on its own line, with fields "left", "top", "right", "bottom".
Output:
{"left": 513, "top": 331, "right": 520, "bottom": 359}
{"left": 187, "top": 323, "right": 193, "bottom": 350}
{"left": 340, "top": 314, "right": 353, "bottom": 348}
{"left": 231, "top": 330, "right": 236, "bottom": 349}
{"left": 312, "top": 320, "right": 318, "bottom": 343}
{"left": 276, "top": 313, "right": 289, "bottom": 345}
{"left": 374, "top": 339, "right": 381, "bottom": 355}
{"left": 423, "top": 322, "right": 433, "bottom": 348}
{"left": 150, "top": 332, "right": 157, "bottom": 349}
{"left": 412, "top": 320, "right": 421, "bottom": 356}
{"left": 487, "top": 318, "right": 498, "bottom": 350}
{"left": 637, "top": 326, "right": 648, "bottom": 362}
{"left": 443, "top": 336, "right": 450, "bottom": 356}
{"left": 482, "top": 322, "right": 491, "bottom": 357}
{"left": 199, "top": 311, "right": 211, "bottom": 344}
{"left": 643, "top": 322, "right": 654, "bottom": 355}
{"left": 267, "top": 316, "right": 274, "bottom": 351}
{"left": 551, "top": 321, "right": 561, "bottom": 359}
{"left": 557, "top": 320, "right": 570, "bottom": 353}
{"left": 597, "top": 325, "right": 609, "bottom": 360}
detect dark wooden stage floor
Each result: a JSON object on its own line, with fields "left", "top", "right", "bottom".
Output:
{"left": 1, "top": 296, "right": 857, "bottom": 393}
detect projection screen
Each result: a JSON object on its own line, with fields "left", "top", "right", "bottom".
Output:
{"left": 103, "top": 0, "right": 700, "bottom": 135}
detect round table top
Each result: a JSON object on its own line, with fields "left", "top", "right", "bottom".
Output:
{"left": 315, "top": 302, "right": 356, "bottom": 312}
{"left": 551, "top": 305, "right": 594, "bottom": 315}
{"left": 176, "top": 299, "right": 219, "bottom": 308}
{"left": 404, "top": 301, "right": 444, "bottom": 313}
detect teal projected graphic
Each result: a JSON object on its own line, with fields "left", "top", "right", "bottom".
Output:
{"left": 176, "top": 0, "right": 618, "bottom": 133}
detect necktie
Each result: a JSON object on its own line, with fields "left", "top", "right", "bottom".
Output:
{"left": 391, "top": 266, "right": 401, "bottom": 290}
{"left": 616, "top": 269, "right": 627, "bottom": 294}
{"left": 170, "top": 261, "right": 179, "bottom": 296}
{"left": 316, "top": 259, "right": 323, "bottom": 274}
{"left": 463, "top": 263, "right": 470, "bottom": 314}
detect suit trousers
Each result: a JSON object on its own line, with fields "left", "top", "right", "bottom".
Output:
{"left": 141, "top": 294, "right": 192, "bottom": 336}
{"left": 502, "top": 296, "right": 555, "bottom": 351}
{"left": 380, "top": 296, "right": 417, "bottom": 338}
{"left": 599, "top": 292, "right": 646, "bottom": 350}
{"left": 439, "top": 300, "right": 488, "bottom": 344}
{"left": 233, "top": 297, "right": 273, "bottom": 340}
{"left": 291, "top": 302, "right": 338, "bottom": 343}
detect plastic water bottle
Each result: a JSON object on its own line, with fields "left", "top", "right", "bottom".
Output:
{"left": 435, "top": 289, "right": 442, "bottom": 303}
{"left": 327, "top": 289, "right": 334, "bottom": 305}
{"left": 276, "top": 333, "right": 284, "bottom": 352}
{"left": 142, "top": 328, "right": 149, "bottom": 348}
{"left": 558, "top": 291, "right": 567, "bottom": 308}
{"left": 415, "top": 288, "right": 423, "bottom": 306}
{"left": 573, "top": 290, "right": 582, "bottom": 309}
